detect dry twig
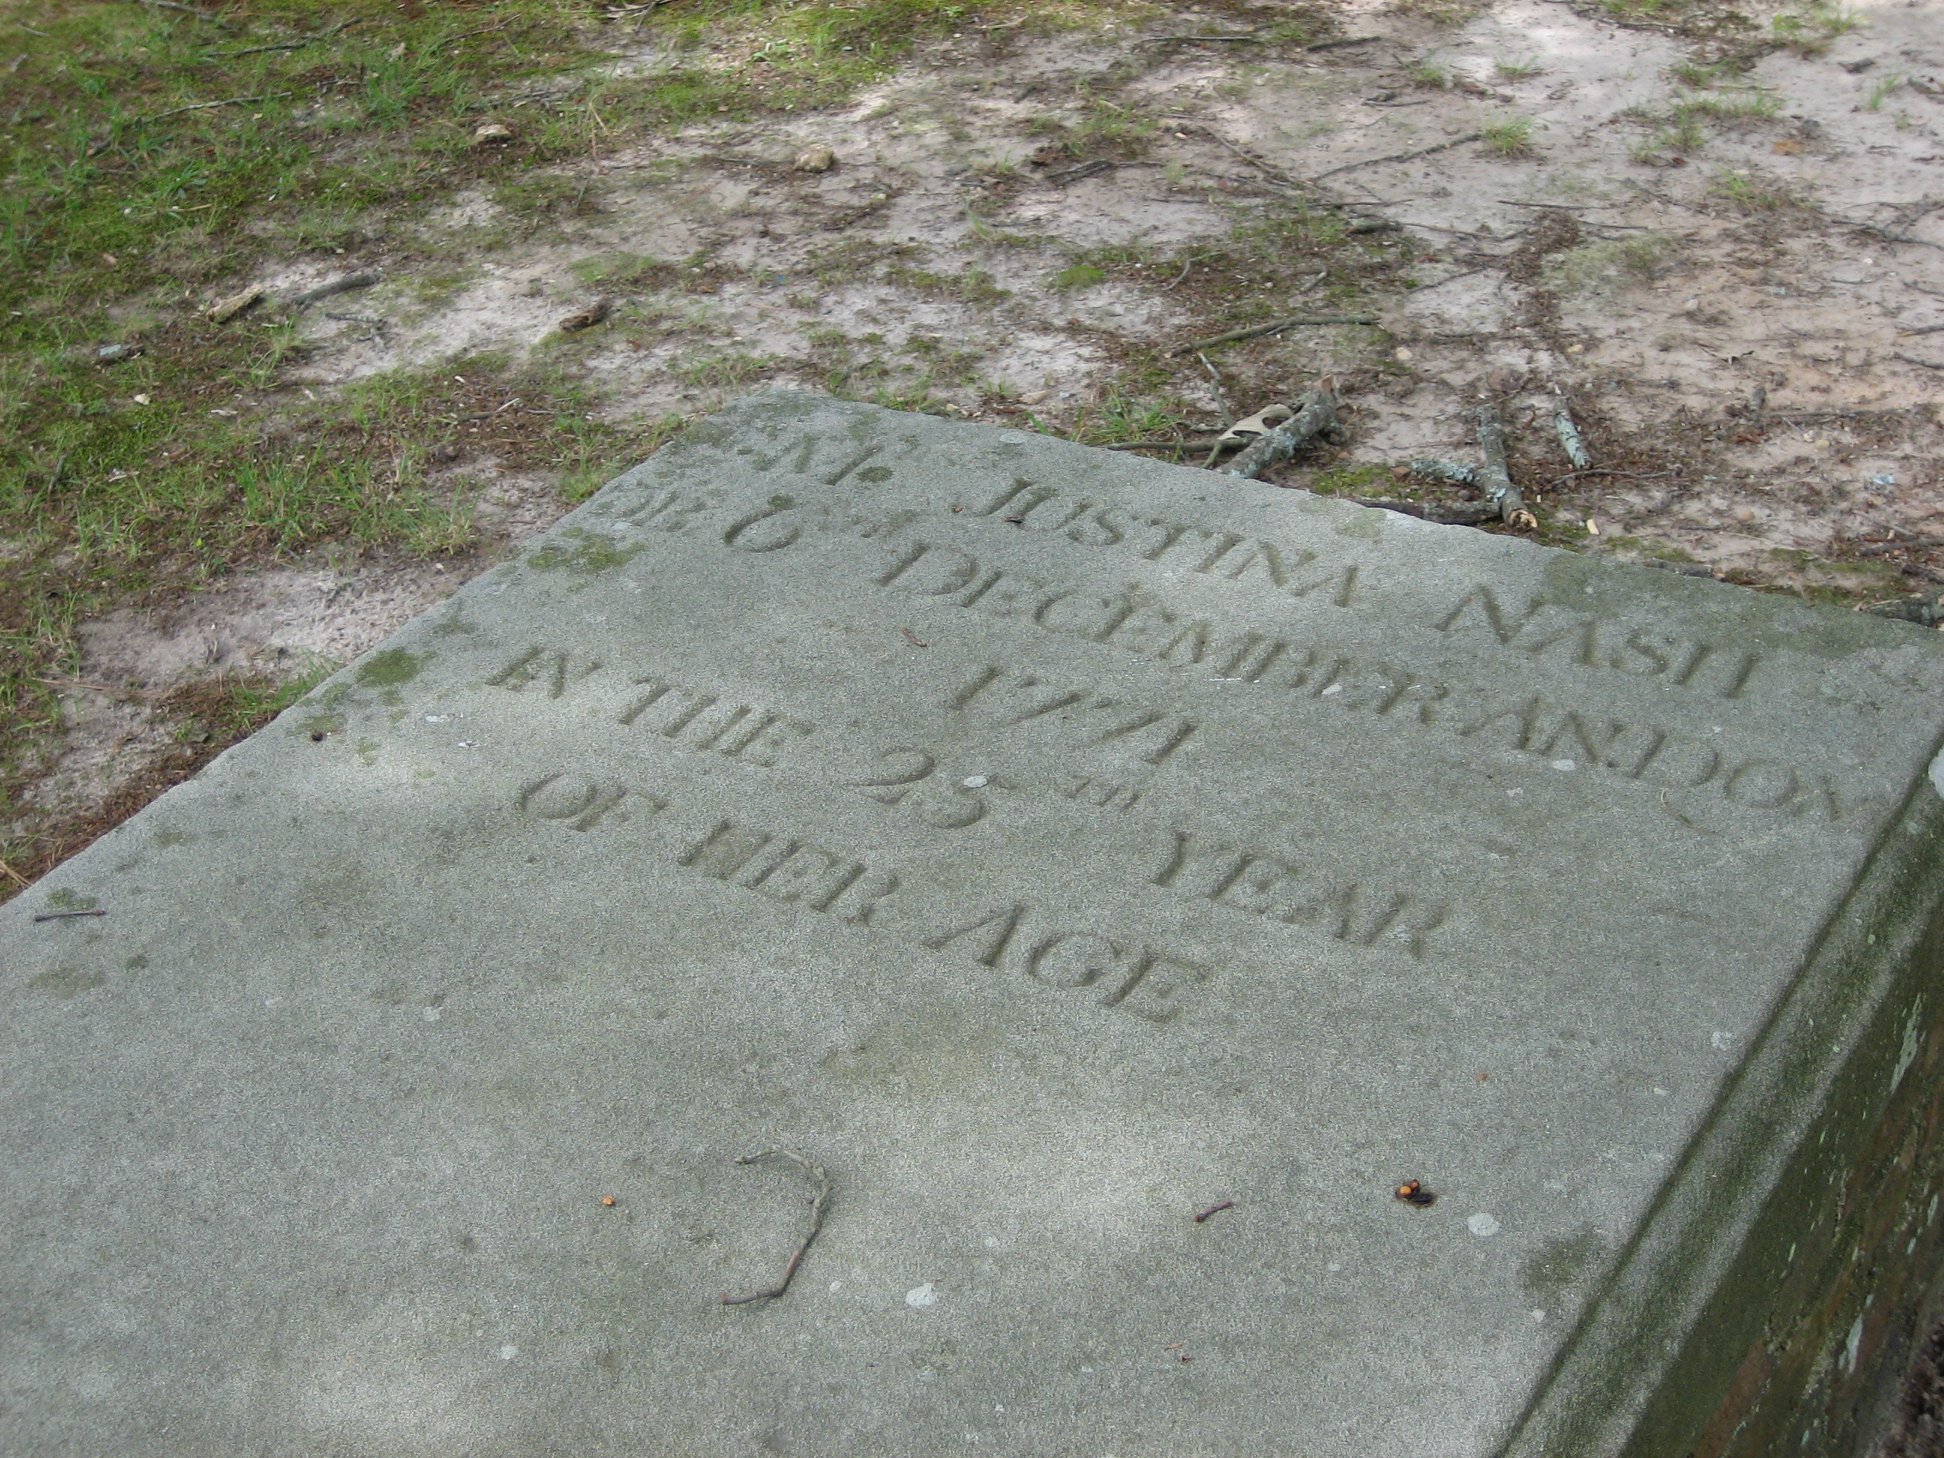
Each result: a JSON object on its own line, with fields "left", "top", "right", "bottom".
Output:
{"left": 137, "top": 91, "right": 292, "bottom": 125}
{"left": 210, "top": 17, "right": 360, "bottom": 56}
{"left": 721, "top": 1148, "right": 831, "bottom": 1307}
{"left": 1226, "top": 387, "right": 1337, "bottom": 480}
{"left": 1312, "top": 132, "right": 1483, "bottom": 183}
{"left": 1173, "top": 313, "right": 1373, "bottom": 355}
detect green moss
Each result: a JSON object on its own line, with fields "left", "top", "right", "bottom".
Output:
{"left": 45, "top": 888, "right": 98, "bottom": 912}
{"left": 356, "top": 648, "right": 426, "bottom": 689}
{"left": 29, "top": 967, "right": 106, "bottom": 998}
{"left": 1050, "top": 262, "right": 1108, "bottom": 291}
{"left": 1312, "top": 464, "right": 1393, "bottom": 496}
{"left": 525, "top": 527, "right": 645, "bottom": 573}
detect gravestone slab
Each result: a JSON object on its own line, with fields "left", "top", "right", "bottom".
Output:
{"left": 6, "top": 393, "right": 1944, "bottom": 1458}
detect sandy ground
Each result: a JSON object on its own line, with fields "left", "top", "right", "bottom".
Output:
{"left": 15, "top": 0, "right": 1944, "bottom": 1440}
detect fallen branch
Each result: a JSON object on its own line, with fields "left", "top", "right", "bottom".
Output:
{"left": 1050, "top": 158, "right": 1113, "bottom": 185}
{"left": 210, "top": 17, "right": 360, "bottom": 56}
{"left": 1857, "top": 536, "right": 1944, "bottom": 557}
{"left": 1864, "top": 595, "right": 1944, "bottom": 627}
{"left": 1312, "top": 132, "right": 1483, "bottom": 183}
{"left": 1408, "top": 459, "right": 1480, "bottom": 486}
{"left": 721, "top": 1148, "right": 830, "bottom": 1307}
{"left": 288, "top": 269, "right": 381, "bottom": 311}
{"left": 1545, "top": 468, "right": 1681, "bottom": 488}
{"left": 1226, "top": 387, "right": 1336, "bottom": 480}
{"left": 1552, "top": 401, "right": 1590, "bottom": 470}
{"left": 136, "top": 91, "right": 293, "bottom": 125}
{"left": 1474, "top": 404, "right": 1537, "bottom": 530}
{"left": 1173, "top": 313, "right": 1374, "bottom": 355}
{"left": 1348, "top": 496, "right": 1498, "bottom": 525}
{"left": 1191, "top": 127, "right": 1306, "bottom": 191}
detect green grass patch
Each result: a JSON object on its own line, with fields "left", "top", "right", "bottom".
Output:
{"left": 1771, "top": 1, "right": 1862, "bottom": 54}
{"left": 1709, "top": 170, "right": 1806, "bottom": 212}
{"left": 1542, "top": 235, "right": 1681, "bottom": 295}
{"left": 1050, "top": 262, "right": 1109, "bottom": 291}
{"left": 1481, "top": 118, "right": 1536, "bottom": 157}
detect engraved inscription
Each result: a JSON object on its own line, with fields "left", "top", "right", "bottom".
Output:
{"left": 503, "top": 767, "right": 1228, "bottom": 1022}
{"left": 1061, "top": 773, "right": 1141, "bottom": 812}
{"left": 948, "top": 664, "right": 1199, "bottom": 767}
{"left": 965, "top": 478, "right": 1359, "bottom": 607}
{"left": 610, "top": 451, "right": 1815, "bottom": 717}
{"left": 619, "top": 676, "right": 817, "bottom": 767}
{"left": 1434, "top": 586, "right": 1760, "bottom": 700}
{"left": 917, "top": 901, "right": 1212, "bottom": 1023}
{"left": 744, "top": 433, "right": 891, "bottom": 486}
{"left": 610, "top": 484, "right": 721, "bottom": 532}
{"left": 1151, "top": 826, "right": 1448, "bottom": 959}
{"left": 846, "top": 748, "right": 989, "bottom": 829}
{"left": 680, "top": 818, "right": 901, "bottom": 926}
{"left": 489, "top": 647, "right": 604, "bottom": 700}
{"left": 860, "top": 537, "right": 1860, "bottom": 821}
{"left": 517, "top": 773, "right": 658, "bottom": 832}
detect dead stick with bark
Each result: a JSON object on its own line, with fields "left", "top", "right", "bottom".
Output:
{"left": 1226, "top": 387, "right": 1337, "bottom": 480}
{"left": 1552, "top": 399, "right": 1590, "bottom": 470}
{"left": 1475, "top": 405, "right": 1537, "bottom": 530}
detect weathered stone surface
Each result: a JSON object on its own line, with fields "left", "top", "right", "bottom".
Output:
{"left": 5, "top": 393, "right": 1943, "bottom": 1457}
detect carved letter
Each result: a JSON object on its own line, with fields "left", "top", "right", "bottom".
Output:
{"left": 920, "top": 902, "right": 1029, "bottom": 968}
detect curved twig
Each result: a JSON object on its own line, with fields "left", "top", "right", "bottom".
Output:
{"left": 721, "top": 1147, "right": 831, "bottom": 1307}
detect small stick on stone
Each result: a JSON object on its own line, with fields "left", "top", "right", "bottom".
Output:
{"left": 33, "top": 909, "right": 107, "bottom": 922}
{"left": 721, "top": 1148, "right": 831, "bottom": 1307}
{"left": 1552, "top": 399, "right": 1591, "bottom": 470}
{"left": 1193, "top": 1200, "right": 1235, "bottom": 1223}
{"left": 287, "top": 269, "right": 382, "bottom": 311}
{"left": 1226, "top": 387, "right": 1337, "bottom": 480}
{"left": 1474, "top": 404, "right": 1538, "bottom": 530}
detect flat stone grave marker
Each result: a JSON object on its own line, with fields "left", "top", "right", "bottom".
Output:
{"left": 6, "top": 393, "right": 1944, "bottom": 1457}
